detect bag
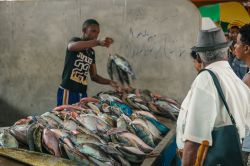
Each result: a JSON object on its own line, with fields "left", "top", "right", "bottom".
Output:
{"left": 199, "top": 69, "right": 244, "bottom": 166}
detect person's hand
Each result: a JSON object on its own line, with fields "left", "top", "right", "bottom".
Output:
{"left": 109, "top": 80, "right": 118, "bottom": 89}
{"left": 98, "top": 37, "right": 113, "bottom": 47}
{"left": 109, "top": 80, "right": 123, "bottom": 92}
{"left": 123, "top": 86, "right": 134, "bottom": 93}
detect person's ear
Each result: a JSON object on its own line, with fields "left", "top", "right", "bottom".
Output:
{"left": 245, "top": 45, "right": 250, "bottom": 54}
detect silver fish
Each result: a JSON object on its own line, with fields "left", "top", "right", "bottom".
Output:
{"left": 98, "top": 93, "right": 123, "bottom": 103}
{"left": 154, "top": 100, "right": 177, "bottom": 120}
{"left": 133, "top": 111, "right": 157, "bottom": 120}
{"left": 0, "top": 129, "right": 18, "bottom": 148}
{"left": 98, "top": 113, "right": 116, "bottom": 127}
{"left": 126, "top": 94, "right": 150, "bottom": 111}
{"left": 86, "top": 102, "right": 101, "bottom": 115}
{"left": 143, "top": 119, "right": 162, "bottom": 143}
{"left": 69, "top": 132, "right": 103, "bottom": 146}
{"left": 104, "top": 143, "right": 131, "bottom": 166}
{"left": 62, "top": 143, "right": 91, "bottom": 165}
{"left": 117, "top": 145, "right": 146, "bottom": 163}
{"left": 130, "top": 119, "right": 155, "bottom": 147}
{"left": 108, "top": 129, "right": 153, "bottom": 153}
{"left": 117, "top": 116, "right": 128, "bottom": 130}
{"left": 50, "top": 129, "right": 74, "bottom": 149}
{"left": 78, "top": 143, "right": 119, "bottom": 166}
{"left": 62, "top": 119, "right": 78, "bottom": 131}
{"left": 42, "top": 128, "right": 61, "bottom": 157}
{"left": 77, "top": 126, "right": 107, "bottom": 144}
{"left": 76, "top": 114, "right": 111, "bottom": 133}
{"left": 10, "top": 124, "right": 29, "bottom": 145}
{"left": 39, "top": 115, "right": 59, "bottom": 128}
{"left": 110, "top": 54, "right": 135, "bottom": 79}
{"left": 155, "top": 100, "right": 180, "bottom": 113}
{"left": 41, "top": 112, "right": 64, "bottom": 126}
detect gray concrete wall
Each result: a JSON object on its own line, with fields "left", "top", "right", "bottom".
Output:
{"left": 0, "top": 0, "right": 200, "bottom": 126}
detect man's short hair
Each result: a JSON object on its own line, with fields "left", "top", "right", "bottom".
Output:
{"left": 229, "top": 26, "right": 240, "bottom": 30}
{"left": 198, "top": 47, "right": 228, "bottom": 65}
{"left": 239, "top": 24, "right": 250, "bottom": 45}
{"left": 82, "top": 19, "right": 99, "bottom": 31}
{"left": 227, "top": 24, "right": 240, "bottom": 32}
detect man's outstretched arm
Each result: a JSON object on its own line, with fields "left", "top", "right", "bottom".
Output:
{"left": 89, "top": 64, "right": 118, "bottom": 89}
{"left": 68, "top": 37, "right": 113, "bottom": 51}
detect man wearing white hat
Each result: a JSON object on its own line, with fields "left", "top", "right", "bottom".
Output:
{"left": 176, "top": 27, "right": 250, "bottom": 165}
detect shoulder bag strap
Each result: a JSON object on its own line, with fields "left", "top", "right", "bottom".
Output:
{"left": 198, "top": 69, "right": 236, "bottom": 125}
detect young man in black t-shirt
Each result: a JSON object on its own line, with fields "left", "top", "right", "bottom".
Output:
{"left": 57, "top": 19, "right": 118, "bottom": 106}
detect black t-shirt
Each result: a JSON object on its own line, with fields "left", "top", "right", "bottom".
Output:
{"left": 60, "top": 37, "right": 95, "bottom": 93}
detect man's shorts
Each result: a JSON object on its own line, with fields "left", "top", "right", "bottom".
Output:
{"left": 57, "top": 86, "right": 87, "bottom": 106}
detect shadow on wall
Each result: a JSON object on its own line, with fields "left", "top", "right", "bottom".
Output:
{"left": 0, "top": 98, "right": 27, "bottom": 127}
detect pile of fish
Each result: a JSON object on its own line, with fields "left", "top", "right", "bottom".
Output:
{"left": 0, "top": 89, "right": 180, "bottom": 165}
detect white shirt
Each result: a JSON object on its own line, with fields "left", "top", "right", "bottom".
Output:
{"left": 176, "top": 61, "right": 250, "bottom": 148}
